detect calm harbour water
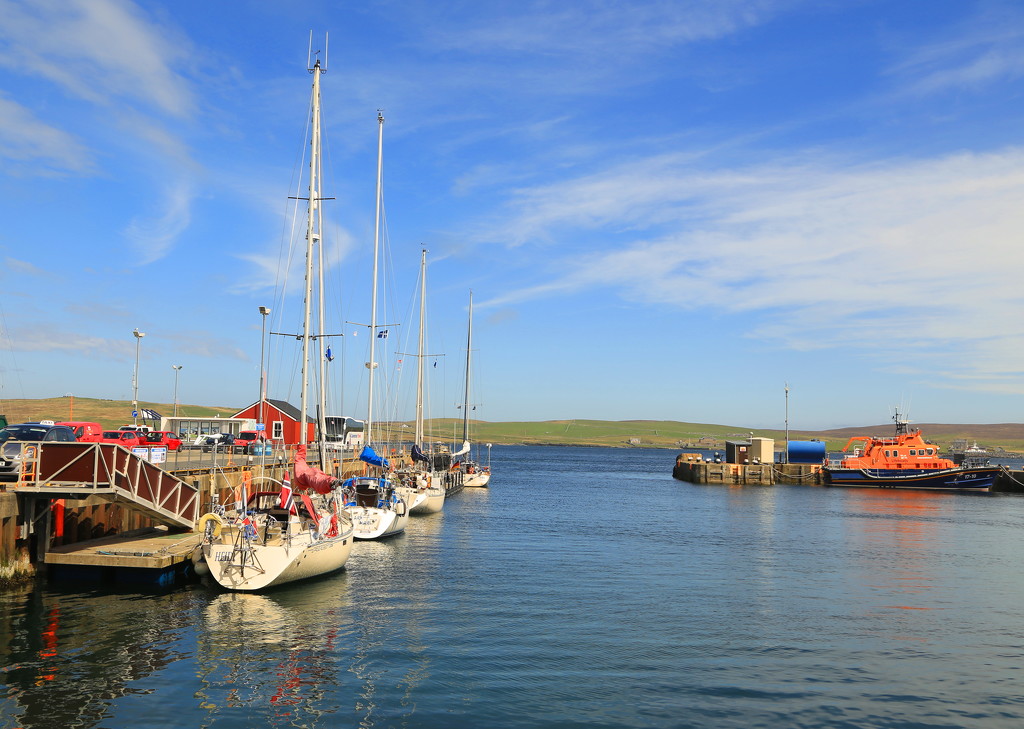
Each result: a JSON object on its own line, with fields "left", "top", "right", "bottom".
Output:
{"left": 3, "top": 444, "right": 1024, "bottom": 728}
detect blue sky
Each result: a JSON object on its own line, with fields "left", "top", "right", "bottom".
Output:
{"left": 1, "top": 0, "right": 1023, "bottom": 430}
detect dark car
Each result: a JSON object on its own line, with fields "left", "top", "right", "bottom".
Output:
{"left": 0, "top": 421, "right": 77, "bottom": 482}
{"left": 202, "top": 433, "right": 236, "bottom": 453}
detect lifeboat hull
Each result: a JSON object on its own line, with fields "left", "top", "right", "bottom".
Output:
{"left": 824, "top": 466, "right": 999, "bottom": 492}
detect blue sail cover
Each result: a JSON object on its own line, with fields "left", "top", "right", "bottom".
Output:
{"left": 411, "top": 444, "right": 430, "bottom": 464}
{"left": 359, "top": 445, "right": 390, "bottom": 469}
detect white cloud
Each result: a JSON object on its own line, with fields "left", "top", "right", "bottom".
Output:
{"left": 428, "top": 0, "right": 784, "bottom": 58}
{"left": 4, "top": 257, "right": 51, "bottom": 277}
{"left": 124, "top": 183, "right": 193, "bottom": 265}
{"left": 0, "top": 95, "right": 94, "bottom": 174}
{"left": 479, "top": 146, "right": 1024, "bottom": 388}
{"left": 887, "top": 14, "right": 1024, "bottom": 95}
{"left": 3, "top": 326, "right": 135, "bottom": 358}
{"left": 0, "top": 0, "right": 195, "bottom": 116}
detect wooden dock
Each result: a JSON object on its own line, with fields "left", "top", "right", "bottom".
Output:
{"left": 43, "top": 526, "right": 203, "bottom": 587}
{"left": 45, "top": 527, "right": 201, "bottom": 569}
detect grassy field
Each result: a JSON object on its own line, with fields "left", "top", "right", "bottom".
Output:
{"left": 3, "top": 397, "right": 1022, "bottom": 453}
{"left": 418, "top": 417, "right": 1024, "bottom": 453}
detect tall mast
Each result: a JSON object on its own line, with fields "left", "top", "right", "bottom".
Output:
{"left": 366, "top": 111, "right": 384, "bottom": 445}
{"left": 299, "top": 56, "right": 324, "bottom": 447}
{"left": 415, "top": 249, "right": 427, "bottom": 447}
{"left": 461, "top": 291, "right": 473, "bottom": 444}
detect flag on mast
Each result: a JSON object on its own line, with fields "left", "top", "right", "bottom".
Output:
{"left": 280, "top": 471, "right": 295, "bottom": 513}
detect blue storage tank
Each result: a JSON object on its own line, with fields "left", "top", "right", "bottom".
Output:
{"left": 787, "top": 440, "right": 826, "bottom": 464}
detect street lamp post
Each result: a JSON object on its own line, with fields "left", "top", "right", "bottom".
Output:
{"left": 172, "top": 365, "right": 183, "bottom": 418}
{"left": 258, "top": 306, "right": 271, "bottom": 429}
{"left": 132, "top": 328, "right": 146, "bottom": 425}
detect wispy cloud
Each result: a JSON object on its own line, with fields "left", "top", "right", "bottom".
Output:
{"left": 0, "top": 94, "right": 95, "bottom": 174}
{"left": 4, "top": 257, "right": 51, "bottom": 277}
{"left": 1, "top": 326, "right": 135, "bottom": 358}
{"left": 0, "top": 0, "right": 202, "bottom": 263}
{"left": 124, "top": 182, "right": 194, "bottom": 265}
{"left": 479, "top": 146, "right": 1024, "bottom": 388}
{"left": 428, "top": 0, "right": 785, "bottom": 58}
{"left": 0, "top": 0, "right": 195, "bottom": 116}
{"left": 886, "top": 11, "right": 1024, "bottom": 95}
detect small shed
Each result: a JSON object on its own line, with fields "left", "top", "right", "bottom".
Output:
{"left": 725, "top": 440, "right": 750, "bottom": 464}
{"left": 749, "top": 437, "right": 774, "bottom": 464}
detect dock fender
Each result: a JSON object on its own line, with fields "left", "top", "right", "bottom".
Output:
{"left": 190, "top": 546, "right": 211, "bottom": 576}
{"left": 198, "top": 512, "right": 224, "bottom": 540}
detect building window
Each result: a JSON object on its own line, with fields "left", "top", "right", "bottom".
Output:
{"left": 273, "top": 421, "right": 284, "bottom": 440}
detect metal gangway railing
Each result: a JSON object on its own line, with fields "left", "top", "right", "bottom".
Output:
{"left": 9, "top": 442, "right": 199, "bottom": 529}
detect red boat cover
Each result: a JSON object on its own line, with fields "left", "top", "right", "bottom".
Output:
{"left": 292, "top": 444, "right": 336, "bottom": 494}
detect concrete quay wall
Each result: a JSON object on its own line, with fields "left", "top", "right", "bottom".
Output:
{"left": 672, "top": 453, "right": 825, "bottom": 486}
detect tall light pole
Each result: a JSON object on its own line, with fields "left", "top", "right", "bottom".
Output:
{"left": 784, "top": 382, "right": 790, "bottom": 465}
{"left": 258, "top": 306, "right": 271, "bottom": 429}
{"left": 132, "top": 328, "right": 146, "bottom": 425}
{"left": 172, "top": 365, "right": 183, "bottom": 418}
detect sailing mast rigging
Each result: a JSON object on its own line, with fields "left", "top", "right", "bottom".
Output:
{"left": 366, "top": 111, "right": 384, "bottom": 447}
{"left": 461, "top": 291, "right": 473, "bottom": 445}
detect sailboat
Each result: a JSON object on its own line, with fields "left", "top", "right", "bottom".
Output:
{"left": 345, "top": 110, "right": 409, "bottom": 540}
{"left": 396, "top": 249, "right": 446, "bottom": 514}
{"left": 454, "top": 293, "right": 491, "bottom": 488}
{"left": 199, "top": 45, "right": 354, "bottom": 590}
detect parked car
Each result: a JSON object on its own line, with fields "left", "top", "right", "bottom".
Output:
{"left": 100, "top": 430, "right": 145, "bottom": 448}
{"left": 202, "top": 433, "right": 236, "bottom": 453}
{"left": 235, "top": 430, "right": 268, "bottom": 454}
{"left": 56, "top": 421, "right": 103, "bottom": 442}
{"left": 118, "top": 425, "right": 152, "bottom": 435}
{"left": 141, "top": 431, "right": 182, "bottom": 451}
{"left": 0, "top": 421, "right": 77, "bottom": 482}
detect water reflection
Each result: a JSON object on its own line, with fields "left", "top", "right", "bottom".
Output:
{"left": 0, "top": 585, "right": 196, "bottom": 729}
{"left": 195, "top": 582, "right": 353, "bottom": 727}
{"left": 840, "top": 489, "right": 956, "bottom": 645}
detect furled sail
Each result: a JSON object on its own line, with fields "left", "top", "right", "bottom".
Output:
{"left": 359, "top": 444, "right": 390, "bottom": 469}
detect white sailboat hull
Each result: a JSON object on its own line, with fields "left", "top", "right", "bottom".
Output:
{"left": 203, "top": 523, "right": 354, "bottom": 591}
{"left": 410, "top": 483, "right": 445, "bottom": 514}
{"left": 396, "top": 485, "right": 427, "bottom": 512}
{"left": 464, "top": 472, "right": 490, "bottom": 488}
{"left": 349, "top": 505, "right": 409, "bottom": 539}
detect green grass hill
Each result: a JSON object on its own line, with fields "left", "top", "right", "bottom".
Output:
{"left": 2, "top": 398, "right": 1022, "bottom": 453}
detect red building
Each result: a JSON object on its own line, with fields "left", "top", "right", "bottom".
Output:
{"left": 231, "top": 399, "right": 314, "bottom": 445}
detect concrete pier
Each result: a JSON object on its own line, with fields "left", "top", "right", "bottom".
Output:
{"left": 672, "top": 452, "right": 824, "bottom": 486}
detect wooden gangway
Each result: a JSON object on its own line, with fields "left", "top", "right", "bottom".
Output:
{"left": 9, "top": 442, "right": 199, "bottom": 529}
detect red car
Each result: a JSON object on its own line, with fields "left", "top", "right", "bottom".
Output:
{"left": 141, "top": 431, "right": 183, "bottom": 451}
{"left": 100, "top": 430, "right": 145, "bottom": 448}
{"left": 235, "top": 430, "right": 268, "bottom": 454}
